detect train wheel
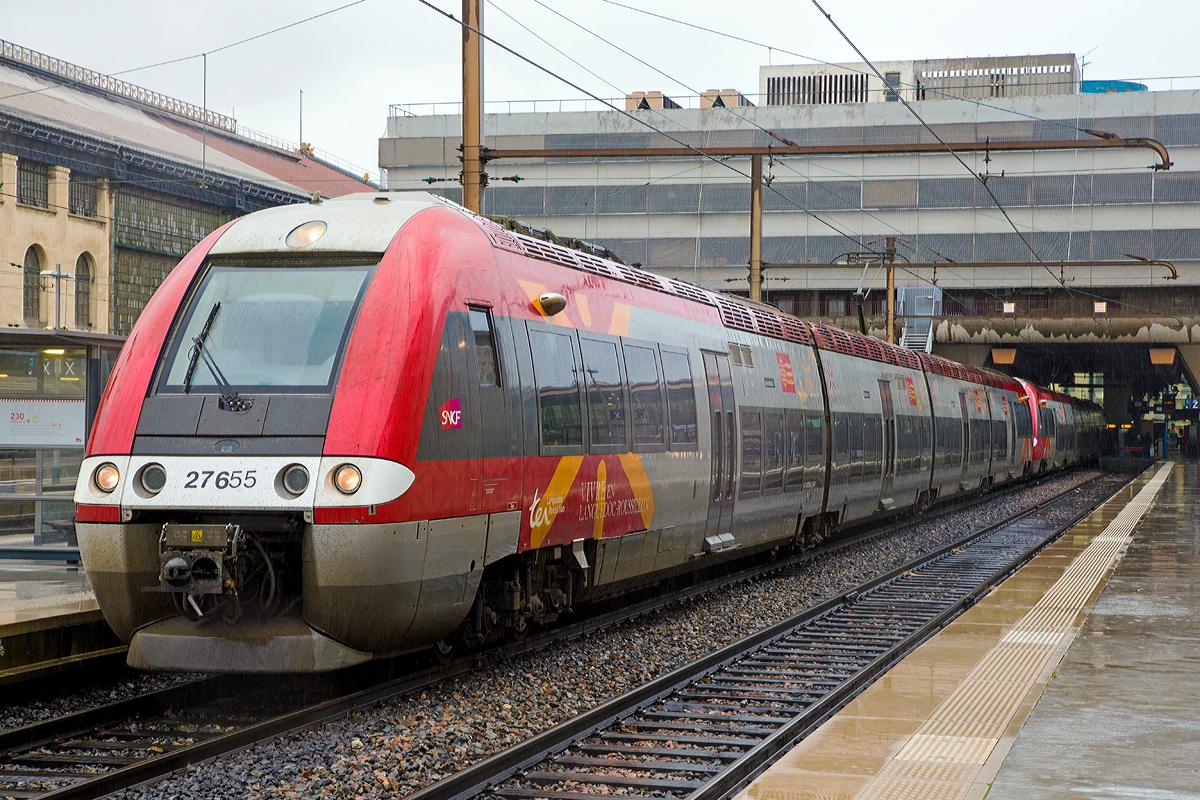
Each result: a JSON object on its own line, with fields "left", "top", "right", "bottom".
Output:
{"left": 506, "top": 616, "right": 529, "bottom": 642}
{"left": 431, "top": 636, "right": 459, "bottom": 665}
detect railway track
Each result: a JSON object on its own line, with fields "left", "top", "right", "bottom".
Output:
{"left": 405, "top": 472, "right": 1128, "bottom": 800}
{"left": 0, "top": 472, "right": 1126, "bottom": 800}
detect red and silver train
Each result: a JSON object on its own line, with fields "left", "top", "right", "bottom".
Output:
{"left": 74, "top": 192, "right": 1103, "bottom": 672}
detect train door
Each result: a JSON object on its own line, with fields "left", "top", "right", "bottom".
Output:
{"left": 958, "top": 390, "right": 970, "bottom": 484}
{"left": 467, "top": 306, "right": 517, "bottom": 511}
{"left": 703, "top": 352, "right": 736, "bottom": 539}
{"left": 878, "top": 380, "right": 895, "bottom": 502}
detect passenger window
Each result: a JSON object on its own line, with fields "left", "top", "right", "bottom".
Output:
{"left": 807, "top": 412, "right": 823, "bottom": 468}
{"left": 530, "top": 329, "right": 582, "bottom": 449}
{"left": 624, "top": 344, "right": 664, "bottom": 447}
{"left": 785, "top": 410, "right": 804, "bottom": 490}
{"left": 834, "top": 414, "right": 849, "bottom": 461}
{"left": 739, "top": 408, "right": 763, "bottom": 497}
{"left": 661, "top": 350, "right": 698, "bottom": 448}
{"left": 580, "top": 337, "right": 627, "bottom": 450}
{"left": 468, "top": 307, "right": 500, "bottom": 387}
{"left": 764, "top": 411, "right": 784, "bottom": 492}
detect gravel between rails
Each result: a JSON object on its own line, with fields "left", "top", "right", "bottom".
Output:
{"left": 0, "top": 665, "right": 202, "bottom": 735}
{"left": 40, "top": 471, "right": 1113, "bottom": 800}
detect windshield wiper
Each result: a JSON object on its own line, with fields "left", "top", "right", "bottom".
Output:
{"left": 183, "top": 302, "right": 253, "bottom": 413}
{"left": 183, "top": 302, "right": 220, "bottom": 394}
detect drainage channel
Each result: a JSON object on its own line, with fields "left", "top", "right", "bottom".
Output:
{"left": 407, "top": 474, "right": 1128, "bottom": 800}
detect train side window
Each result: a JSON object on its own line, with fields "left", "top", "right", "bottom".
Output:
{"left": 623, "top": 343, "right": 664, "bottom": 449}
{"left": 467, "top": 306, "right": 500, "bottom": 387}
{"left": 785, "top": 409, "right": 804, "bottom": 490}
{"left": 580, "top": 337, "right": 628, "bottom": 452}
{"left": 833, "top": 413, "right": 849, "bottom": 464}
{"left": 850, "top": 413, "right": 864, "bottom": 480}
{"left": 739, "top": 408, "right": 763, "bottom": 498}
{"left": 661, "top": 350, "right": 698, "bottom": 449}
{"left": 529, "top": 328, "right": 583, "bottom": 450}
{"left": 806, "top": 412, "right": 823, "bottom": 469}
{"left": 764, "top": 411, "right": 784, "bottom": 493}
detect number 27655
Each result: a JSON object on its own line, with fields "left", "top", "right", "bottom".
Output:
{"left": 184, "top": 470, "right": 256, "bottom": 489}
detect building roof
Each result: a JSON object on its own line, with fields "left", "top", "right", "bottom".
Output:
{"left": 161, "top": 120, "right": 372, "bottom": 199}
{"left": 0, "top": 49, "right": 371, "bottom": 200}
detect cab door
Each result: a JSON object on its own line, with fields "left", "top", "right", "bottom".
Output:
{"left": 467, "top": 305, "right": 518, "bottom": 511}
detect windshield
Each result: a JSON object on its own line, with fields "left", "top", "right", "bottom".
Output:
{"left": 158, "top": 262, "right": 375, "bottom": 394}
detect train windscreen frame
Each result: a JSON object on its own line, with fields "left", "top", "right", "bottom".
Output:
{"left": 156, "top": 259, "right": 376, "bottom": 395}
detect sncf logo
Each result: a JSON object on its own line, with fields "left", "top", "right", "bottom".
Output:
{"left": 439, "top": 398, "right": 463, "bottom": 429}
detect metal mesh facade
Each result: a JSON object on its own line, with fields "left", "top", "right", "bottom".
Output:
{"left": 111, "top": 186, "right": 228, "bottom": 335}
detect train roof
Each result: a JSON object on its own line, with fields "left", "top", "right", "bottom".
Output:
{"left": 207, "top": 192, "right": 1020, "bottom": 392}
{"left": 209, "top": 191, "right": 451, "bottom": 255}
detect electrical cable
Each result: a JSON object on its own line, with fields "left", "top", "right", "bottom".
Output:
{"left": 811, "top": 0, "right": 1061, "bottom": 286}
{"left": 413, "top": 0, "right": 882, "bottom": 258}
{"left": 0, "top": 0, "right": 371, "bottom": 103}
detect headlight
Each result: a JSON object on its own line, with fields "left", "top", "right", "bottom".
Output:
{"left": 140, "top": 463, "right": 167, "bottom": 494}
{"left": 282, "top": 464, "right": 310, "bottom": 495}
{"left": 334, "top": 464, "right": 361, "bottom": 495}
{"left": 95, "top": 462, "right": 121, "bottom": 493}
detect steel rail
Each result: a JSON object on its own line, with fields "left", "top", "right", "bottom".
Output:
{"left": 398, "top": 473, "right": 1128, "bottom": 800}
{"left": 0, "top": 471, "right": 1109, "bottom": 800}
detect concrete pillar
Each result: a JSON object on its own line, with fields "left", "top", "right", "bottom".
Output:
{"left": 48, "top": 165, "right": 69, "bottom": 216}
{"left": 0, "top": 152, "right": 16, "bottom": 205}
{"left": 1103, "top": 383, "right": 1133, "bottom": 426}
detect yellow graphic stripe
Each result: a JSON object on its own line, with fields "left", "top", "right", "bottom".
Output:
{"left": 617, "top": 452, "right": 655, "bottom": 530}
{"left": 609, "top": 302, "right": 631, "bottom": 336}
{"left": 576, "top": 293, "right": 592, "bottom": 327}
{"left": 592, "top": 460, "right": 607, "bottom": 539}
{"left": 530, "top": 455, "right": 584, "bottom": 549}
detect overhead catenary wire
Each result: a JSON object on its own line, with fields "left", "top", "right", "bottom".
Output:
{"left": 508, "top": 1, "right": 1098, "bottom": 307}
{"left": 413, "top": 0, "right": 884, "bottom": 260}
{"left": 810, "top": 0, "right": 1062, "bottom": 288}
{"left": 0, "top": 1, "right": 372, "bottom": 104}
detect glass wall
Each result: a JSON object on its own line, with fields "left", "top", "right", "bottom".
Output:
{"left": 0, "top": 346, "right": 89, "bottom": 547}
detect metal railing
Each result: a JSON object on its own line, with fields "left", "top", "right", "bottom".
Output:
{"left": 234, "top": 125, "right": 379, "bottom": 185}
{"left": 0, "top": 38, "right": 236, "bottom": 133}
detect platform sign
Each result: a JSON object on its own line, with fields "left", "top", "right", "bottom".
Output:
{"left": 0, "top": 398, "right": 85, "bottom": 447}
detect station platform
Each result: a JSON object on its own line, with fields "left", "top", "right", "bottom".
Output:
{"left": 735, "top": 460, "right": 1188, "bottom": 800}
{"left": 0, "top": 560, "right": 123, "bottom": 686}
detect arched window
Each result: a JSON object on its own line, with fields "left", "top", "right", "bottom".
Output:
{"left": 75, "top": 253, "right": 92, "bottom": 329}
{"left": 23, "top": 246, "right": 41, "bottom": 327}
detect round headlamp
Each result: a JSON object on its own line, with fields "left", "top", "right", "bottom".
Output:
{"left": 334, "top": 464, "right": 362, "bottom": 495}
{"left": 95, "top": 462, "right": 121, "bottom": 493}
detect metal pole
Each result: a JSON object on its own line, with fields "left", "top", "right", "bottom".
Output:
{"left": 299, "top": 89, "right": 303, "bottom": 146}
{"left": 54, "top": 264, "right": 61, "bottom": 330}
{"left": 750, "top": 154, "right": 763, "bottom": 302}
{"left": 461, "top": 0, "right": 484, "bottom": 213}
{"left": 885, "top": 237, "right": 895, "bottom": 345}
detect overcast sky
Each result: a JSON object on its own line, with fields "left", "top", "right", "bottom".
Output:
{"left": 3, "top": 0, "right": 1197, "bottom": 178}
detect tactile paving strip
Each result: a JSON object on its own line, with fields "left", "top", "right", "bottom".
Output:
{"left": 0, "top": 590, "right": 96, "bottom": 612}
{"left": 856, "top": 462, "right": 1173, "bottom": 800}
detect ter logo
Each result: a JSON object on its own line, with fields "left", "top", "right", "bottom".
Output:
{"left": 439, "top": 398, "right": 463, "bottom": 429}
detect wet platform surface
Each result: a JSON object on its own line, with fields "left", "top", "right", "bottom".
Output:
{"left": 0, "top": 559, "right": 119, "bottom": 684}
{"left": 735, "top": 462, "right": 1184, "bottom": 800}
{"left": 987, "top": 460, "right": 1200, "bottom": 799}
{"left": 0, "top": 559, "right": 96, "bottom": 626}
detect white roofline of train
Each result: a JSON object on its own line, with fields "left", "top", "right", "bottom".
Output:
{"left": 208, "top": 191, "right": 456, "bottom": 255}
